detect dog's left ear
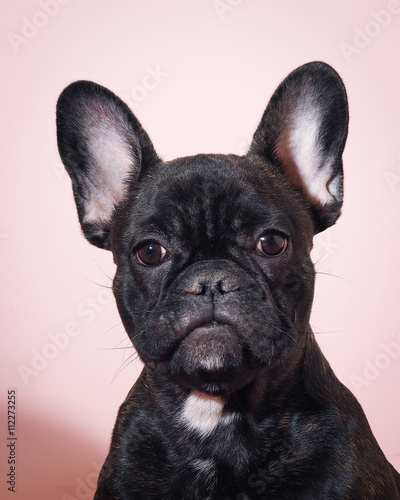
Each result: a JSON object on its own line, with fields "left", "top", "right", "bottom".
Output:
{"left": 56, "top": 81, "right": 160, "bottom": 249}
{"left": 249, "top": 62, "right": 349, "bottom": 233}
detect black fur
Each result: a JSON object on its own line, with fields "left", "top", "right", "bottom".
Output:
{"left": 56, "top": 62, "right": 400, "bottom": 499}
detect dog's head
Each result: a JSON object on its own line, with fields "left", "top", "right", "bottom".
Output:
{"left": 57, "top": 62, "right": 348, "bottom": 396}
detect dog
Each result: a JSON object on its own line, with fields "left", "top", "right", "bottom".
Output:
{"left": 56, "top": 62, "right": 400, "bottom": 499}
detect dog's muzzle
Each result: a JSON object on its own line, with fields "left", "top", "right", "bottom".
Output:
{"left": 159, "top": 262, "right": 264, "bottom": 394}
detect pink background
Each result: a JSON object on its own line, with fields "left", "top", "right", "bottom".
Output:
{"left": 1, "top": 1, "right": 399, "bottom": 498}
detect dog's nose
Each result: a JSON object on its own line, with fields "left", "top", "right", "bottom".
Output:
{"left": 186, "top": 275, "right": 239, "bottom": 296}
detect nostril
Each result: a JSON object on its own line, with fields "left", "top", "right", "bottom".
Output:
{"left": 186, "top": 275, "right": 240, "bottom": 296}
{"left": 216, "top": 279, "right": 228, "bottom": 295}
{"left": 216, "top": 278, "right": 239, "bottom": 295}
{"left": 186, "top": 280, "right": 208, "bottom": 295}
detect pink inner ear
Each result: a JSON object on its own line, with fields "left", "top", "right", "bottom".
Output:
{"left": 274, "top": 127, "right": 305, "bottom": 190}
{"left": 81, "top": 107, "right": 136, "bottom": 225}
{"left": 274, "top": 106, "right": 339, "bottom": 207}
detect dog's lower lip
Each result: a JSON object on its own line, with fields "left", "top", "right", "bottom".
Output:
{"left": 189, "top": 321, "right": 232, "bottom": 333}
{"left": 183, "top": 323, "right": 241, "bottom": 351}
{"left": 166, "top": 322, "right": 247, "bottom": 390}
{"left": 197, "top": 367, "right": 238, "bottom": 384}
{"left": 187, "top": 320, "right": 228, "bottom": 334}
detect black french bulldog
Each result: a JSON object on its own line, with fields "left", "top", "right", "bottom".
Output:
{"left": 56, "top": 62, "right": 400, "bottom": 499}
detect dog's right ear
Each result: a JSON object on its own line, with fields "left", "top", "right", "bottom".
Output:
{"left": 56, "top": 81, "right": 160, "bottom": 249}
{"left": 248, "top": 62, "right": 349, "bottom": 234}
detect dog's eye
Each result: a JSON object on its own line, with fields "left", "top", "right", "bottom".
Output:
{"left": 255, "top": 232, "right": 288, "bottom": 257}
{"left": 135, "top": 242, "right": 168, "bottom": 266}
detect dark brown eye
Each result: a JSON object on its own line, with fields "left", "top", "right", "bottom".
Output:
{"left": 256, "top": 232, "right": 288, "bottom": 257}
{"left": 135, "top": 242, "right": 168, "bottom": 266}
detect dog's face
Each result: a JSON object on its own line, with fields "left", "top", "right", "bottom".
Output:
{"left": 57, "top": 62, "right": 348, "bottom": 396}
{"left": 110, "top": 154, "right": 316, "bottom": 395}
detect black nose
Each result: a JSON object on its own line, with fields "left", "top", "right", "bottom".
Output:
{"left": 186, "top": 273, "right": 240, "bottom": 296}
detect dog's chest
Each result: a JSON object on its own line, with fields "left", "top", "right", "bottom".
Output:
{"left": 153, "top": 391, "right": 251, "bottom": 498}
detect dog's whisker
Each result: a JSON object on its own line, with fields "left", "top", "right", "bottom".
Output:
{"left": 98, "top": 345, "right": 134, "bottom": 351}
{"left": 92, "top": 258, "right": 115, "bottom": 282}
{"left": 103, "top": 321, "right": 125, "bottom": 336}
{"left": 80, "top": 274, "right": 113, "bottom": 289}
{"left": 312, "top": 329, "right": 343, "bottom": 335}
{"left": 314, "top": 271, "right": 351, "bottom": 283}
{"left": 311, "top": 255, "right": 325, "bottom": 266}
{"left": 268, "top": 342, "right": 274, "bottom": 368}
{"left": 111, "top": 352, "right": 140, "bottom": 385}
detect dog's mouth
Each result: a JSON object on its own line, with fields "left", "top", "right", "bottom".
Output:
{"left": 161, "top": 322, "right": 258, "bottom": 395}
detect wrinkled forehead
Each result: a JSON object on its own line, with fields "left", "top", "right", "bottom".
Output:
{"left": 142, "top": 155, "right": 266, "bottom": 208}
{"left": 162, "top": 155, "right": 253, "bottom": 211}
{"left": 138, "top": 155, "right": 282, "bottom": 222}
{"left": 153, "top": 154, "right": 278, "bottom": 203}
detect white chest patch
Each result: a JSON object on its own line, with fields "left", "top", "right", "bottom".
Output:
{"left": 181, "top": 391, "right": 236, "bottom": 436}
